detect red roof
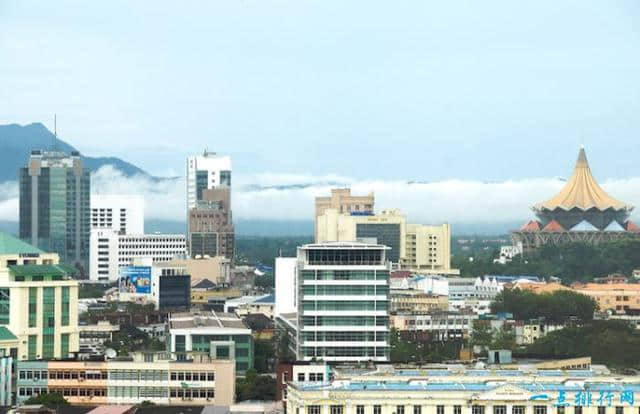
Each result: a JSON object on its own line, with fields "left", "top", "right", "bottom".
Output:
{"left": 542, "top": 220, "right": 566, "bottom": 232}
{"left": 390, "top": 270, "right": 412, "bottom": 279}
{"left": 520, "top": 220, "right": 542, "bottom": 232}
{"left": 625, "top": 220, "right": 640, "bottom": 233}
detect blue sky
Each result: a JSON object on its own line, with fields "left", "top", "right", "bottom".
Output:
{"left": 2, "top": 1, "right": 640, "bottom": 180}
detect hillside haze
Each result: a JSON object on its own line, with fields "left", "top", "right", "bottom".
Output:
{"left": 0, "top": 123, "right": 150, "bottom": 182}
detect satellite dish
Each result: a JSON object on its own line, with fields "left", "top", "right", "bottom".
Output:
{"left": 105, "top": 348, "right": 117, "bottom": 359}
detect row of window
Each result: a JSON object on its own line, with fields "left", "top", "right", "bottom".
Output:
{"left": 303, "top": 316, "right": 388, "bottom": 327}
{"left": 296, "top": 372, "right": 324, "bottom": 382}
{"left": 302, "top": 301, "right": 388, "bottom": 311}
{"left": 19, "top": 370, "right": 107, "bottom": 380}
{"left": 169, "top": 371, "right": 216, "bottom": 381}
{"left": 306, "top": 406, "right": 633, "bottom": 414}
{"left": 302, "top": 347, "right": 388, "bottom": 357}
{"left": 302, "top": 332, "right": 388, "bottom": 342}
{"left": 19, "top": 387, "right": 107, "bottom": 397}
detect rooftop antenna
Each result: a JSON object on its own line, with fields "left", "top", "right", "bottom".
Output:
{"left": 53, "top": 114, "right": 57, "bottom": 151}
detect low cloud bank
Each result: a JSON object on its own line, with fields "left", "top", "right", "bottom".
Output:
{"left": 0, "top": 166, "right": 638, "bottom": 226}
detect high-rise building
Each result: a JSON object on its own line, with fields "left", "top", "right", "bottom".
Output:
{"left": 314, "top": 189, "right": 374, "bottom": 240}
{"left": 90, "top": 194, "right": 144, "bottom": 235}
{"left": 276, "top": 242, "right": 391, "bottom": 362}
{"left": 0, "top": 232, "right": 79, "bottom": 361}
{"left": 19, "top": 150, "right": 90, "bottom": 270}
{"left": 186, "top": 151, "right": 232, "bottom": 212}
{"left": 186, "top": 152, "right": 234, "bottom": 259}
{"left": 188, "top": 188, "right": 234, "bottom": 259}
{"left": 316, "top": 208, "right": 457, "bottom": 274}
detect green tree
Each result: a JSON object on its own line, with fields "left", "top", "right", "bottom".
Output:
{"left": 491, "top": 326, "right": 516, "bottom": 350}
{"left": 236, "top": 368, "right": 277, "bottom": 401}
{"left": 24, "top": 392, "right": 68, "bottom": 408}
{"left": 491, "top": 289, "right": 597, "bottom": 323}
{"left": 525, "top": 320, "right": 640, "bottom": 369}
{"left": 470, "top": 321, "right": 493, "bottom": 348}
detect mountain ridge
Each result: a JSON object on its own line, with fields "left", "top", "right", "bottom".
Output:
{"left": 0, "top": 122, "right": 152, "bottom": 182}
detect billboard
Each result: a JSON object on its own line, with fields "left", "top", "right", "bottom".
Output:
{"left": 119, "top": 266, "right": 151, "bottom": 294}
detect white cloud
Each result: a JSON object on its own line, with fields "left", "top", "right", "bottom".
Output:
{"left": 0, "top": 167, "right": 638, "bottom": 227}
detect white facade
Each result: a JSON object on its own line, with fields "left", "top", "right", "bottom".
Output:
{"left": 390, "top": 274, "right": 449, "bottom": 296}
{"left": 89, "top": 229, "right": 187, "bottom": 281}
{"left": 90, "top": 194, "right": 144, "bottom": 235}
{"left": 275, "top": 257, "right": 298, "bottom": 317}
{"left": 296, "top": 242, "right": 391, "bottom": 362}
{"left": 186, "top": 152, "right": 232, "bottom": 212}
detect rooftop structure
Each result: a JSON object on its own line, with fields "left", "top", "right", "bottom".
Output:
{"left": 167, "top": 311, "right": 253, "bottom": 375}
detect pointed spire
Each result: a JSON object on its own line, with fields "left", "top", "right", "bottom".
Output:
{"left": 534, "top": 147, "right": 632, "bottom": 212}
{"left": 576, "top": 146, "right": 588, "bottom": 168}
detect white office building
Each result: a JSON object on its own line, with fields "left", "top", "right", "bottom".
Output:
{"left": 276, "top": 242, "right": 391, "bottom": 362}
{"left": 89, "top": 229, "right": 187, "bottom": 281}
{"left": 186, "top": 151, "right": 232, "bottom": 212}
{"left": 90, "top": 194, "right": 144, "bottom": 235}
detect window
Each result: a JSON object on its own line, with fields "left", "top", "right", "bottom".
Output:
{"left": 438, "top": 406, "right": 445, "bottom": 414}
{"left": 598, "top": 408, "right": 606, "bottom": 414}
{"left": 414, "top": 406, "right": 422, "bottom": 414}
{"left": 397, "top": 406, "right": 405, "bottom": 414}
{"left": 331, "top": 406, "right": 344, "bottom": 414}
{"left": 454, "top": 407, "right": 462, "bottom": 414}
{"left": 374, "top": 406, "right": 381, "bottom": 414}
{"left": 558, "top": 408, "right": 565, "bottom": 414}
{"left": 357, "top": 406, "right": 364, "bottom": 414}
{"left": 308, "top": 406, "right": 321, "bottom": 414}
{"left": 473, "top": 406, "right": 485, "bottom": 414}
{"left": 535, "top": 407, "right": 547, "bottom": 414}
{"left": 575, "top": 408, "right": 583, "bottom": 414}
{"left": 298, "top": 373, "right": 305, "bottom": 381}
{"left": 494, "top": 406, "right": 506, "bottom": 414}
{"left": 616, "top": 408, "right": 623, "bottom": 414}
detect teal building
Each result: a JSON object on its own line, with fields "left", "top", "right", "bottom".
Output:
{"left": 19, "top": 150, "right": 90, "bottom": 271}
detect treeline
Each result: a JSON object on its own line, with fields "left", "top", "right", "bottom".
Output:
{"left": 491, "top": 289, "right": 597, "bottom": 323}
{"left": 453, "top": 239, "right": 640, "bottom": 283}
{"left": 524, "top": 320, "right": 640, "bottom": 369}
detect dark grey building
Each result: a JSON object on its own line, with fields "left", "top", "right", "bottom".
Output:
{"left": 158, "top": 274, "right": 191, "bottom": 311}
{"left": 19, "top": 150, "right": 90, "bottom": 271}
{"left": 356, "top": 223, "right": 401, "bottom": 263}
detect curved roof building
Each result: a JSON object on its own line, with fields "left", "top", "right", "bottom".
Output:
{"left": 532, "top": 147, "right": 633, "bottom": 231}
{"left": 512, "top": 148, "right": 638, "bottom": 250}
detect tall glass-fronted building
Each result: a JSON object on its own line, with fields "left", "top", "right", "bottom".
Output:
{"left": 19, "top": 150, "right": 90, "bottom": 271}
{"left": 295, "top": 242, "right": 391, "bottom": 362}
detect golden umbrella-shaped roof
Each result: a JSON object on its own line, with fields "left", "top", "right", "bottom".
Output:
{"left": 534, "top": 147, "right": 633, "bottom": 212}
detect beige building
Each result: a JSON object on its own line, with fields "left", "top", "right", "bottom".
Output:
{"left": 390, "top": 289, "right": 448, "bottom": 312}
{"left": 315, "top": 189, "right": 374, "bottom": 239}
{"left": 316, "top": 208, "right": 457, "bottom": 274}
{"left": 167, "top": 256, "right": 231, "bottom": 285}
{"left": 572, "top": 283, "right": 640, "bottom": 314}
{"left": 16, "top": 351, "right": 235, "bottom": 406}
{"left": 0, "top": 232, "right": 79, "bottom": 360}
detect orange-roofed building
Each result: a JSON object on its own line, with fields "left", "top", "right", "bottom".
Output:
{"left": 572, "top": 283, "right": 640, "bottom": 314}
{"left": 542, "top": 220, "right": 565, "bottom": 232}
{"left": 520, "top": 220, "right": 542, "bottom": 232}
{"left": 626, "top": 220, "right": 640, "bottom": 232}
{"left": 513, "top": 282, "right": 571, "bottom": 294}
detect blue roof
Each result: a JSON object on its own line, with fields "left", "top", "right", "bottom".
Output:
{"left": 255, "top": 293, "right": 275, "bottom": 304}
{"left": 297, "top": 381, "right": 640, "bottom": 393}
